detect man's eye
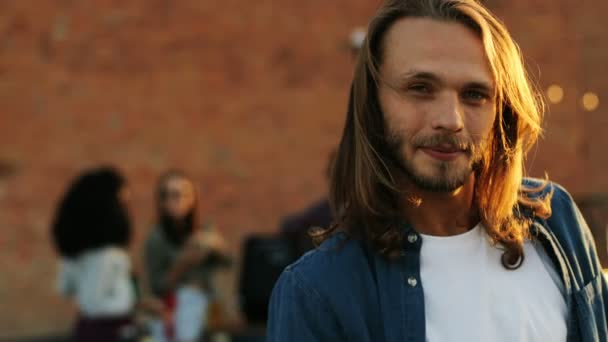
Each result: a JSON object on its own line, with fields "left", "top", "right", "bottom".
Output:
{"left": 462, "top": 90, "right": 489, "bottom": 104}
{"left": 408, "top": 83, "right": 432, "bottom": 94}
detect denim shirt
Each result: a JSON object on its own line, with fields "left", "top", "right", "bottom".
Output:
{"left": 267, "top": 180, "right": 608, "bottom": 342}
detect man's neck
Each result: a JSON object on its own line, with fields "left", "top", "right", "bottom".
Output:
{"left": 401, "top": 175, "right": 478, "bottom": 236}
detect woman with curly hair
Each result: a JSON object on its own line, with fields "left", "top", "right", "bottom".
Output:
{"left": 52, "top": 167, "right": 135, "bottom": 342}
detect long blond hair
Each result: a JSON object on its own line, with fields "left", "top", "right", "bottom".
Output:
{"left": 316, "top": 0, "right": 552, "bottom": 268}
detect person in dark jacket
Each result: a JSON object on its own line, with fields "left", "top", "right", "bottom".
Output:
{"left": 278, "top": 26, "right": 367, "bottom": 258}
{"left": 280, "top": 151, "right": 335, "bottom": 257}
{"left": 267, "top": 0, "right": 608, "bottom": 341}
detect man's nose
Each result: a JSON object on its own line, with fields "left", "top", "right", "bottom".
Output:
{"left": 431, "top": 92, "right": 464, "bottom": 133}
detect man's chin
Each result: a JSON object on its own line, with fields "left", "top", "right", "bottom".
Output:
{"left": 406, "top": 167, "right": 472, "bottom": 193}
{"left": 411, "top": 177, "right": 466, "bottom": 193}
{"left": 394, "top": 153, "right": 474, "bottom": 192}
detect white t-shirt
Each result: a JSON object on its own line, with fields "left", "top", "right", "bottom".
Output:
{"left": 419, "top": 224, "right": 567, "bottom": 342}
{"left": 57, "top": 247, "right": 135, "bottom": 317}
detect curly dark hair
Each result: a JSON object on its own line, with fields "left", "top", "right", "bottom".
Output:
{"left": 51, "top": 167, "right": 131, "bottom": 259}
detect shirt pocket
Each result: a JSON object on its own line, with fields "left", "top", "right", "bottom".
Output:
{"left": 573, "top": 274, "right": 607, "bottom": 342}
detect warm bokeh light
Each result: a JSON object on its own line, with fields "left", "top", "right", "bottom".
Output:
{"left": 546, "top": 84, "right": 564, "bottom": 104}
{"left": 582, "top": 92, "right": 600, "bottom": 112}
{"left": 350, "top": 27, "right": 367, "bottom": 50}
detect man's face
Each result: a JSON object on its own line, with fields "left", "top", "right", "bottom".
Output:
{"left": 163, "top": 177, "right": 196, "bottom": 220}
{"left": 378, "top": 18, "right": 496, "bottom": 192}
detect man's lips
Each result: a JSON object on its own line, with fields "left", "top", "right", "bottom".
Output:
{"left": 420, "top": 145, "right": 466, "bottom": 161}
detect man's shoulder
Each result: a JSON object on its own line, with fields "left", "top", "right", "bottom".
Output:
{"left": 522, "top": 177, "right": 580, "bottom": 218}
{"left": 522, "top": 177, "right": 571, "bottom": 200}
{"left": 521, "top": 177, "right": 578, "bottom": 227}
{"left": 523, "top": 180, "right": 603, "bottom": 287}
{"left": 521, "top": 177, "right": 577, "bottom": 214}
{"left": 284, "top": 232, "right": 369, "bottom": 288}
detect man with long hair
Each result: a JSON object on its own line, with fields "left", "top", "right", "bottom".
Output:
{"left": 267, "top": 1, "right": 607, "bottom": 341}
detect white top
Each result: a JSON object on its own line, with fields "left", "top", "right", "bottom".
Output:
{"left": 419, "top": 224, "right": 567, "bottom": 342}
{"left": 57, "top": 247, "right": 135, "bottom": 317}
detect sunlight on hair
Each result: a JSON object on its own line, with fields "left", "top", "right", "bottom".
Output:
{"left": 582, "top": 92, "right": 600, "bottom": 112}
{"left": 323, "top": 0, "right": 554, "bottom": 266}
{"left": 406, "top": 195, "right": 423, "bottom": 207}
{"left": 546, "top": 84, "right": 564, "bottom": 104}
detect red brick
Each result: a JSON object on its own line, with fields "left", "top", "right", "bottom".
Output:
{"left": 0, "top": 0, "right": 606, "bottom": 336}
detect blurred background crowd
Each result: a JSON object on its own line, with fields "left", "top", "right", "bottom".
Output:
{"left": 0, "top": 0, "right": 606, "bottom": 341}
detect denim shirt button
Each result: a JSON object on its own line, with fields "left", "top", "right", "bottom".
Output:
{"left": 407, "top": 233, "right": 419, "bottom": 244}
{"left": 407, "top": 276, "right": 418, "bottom": 287}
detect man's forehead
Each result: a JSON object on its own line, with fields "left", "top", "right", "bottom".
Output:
{"left": 381, "top": 17, "right": 494, "bottom": 86}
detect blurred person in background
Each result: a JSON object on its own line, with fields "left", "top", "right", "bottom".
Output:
{"left": 268, "top": 0, "right": 608, "bottom": 341}
{"left": 279, "top": 151, "right": 335, "bottom": 257}
{"left": 144, "top": 170, "right": 231, "bottom": 342}
{"left": 52, "top": 167, "right": 136, "bottom": 342}
{"left": 278, "top": 29, "right": 365, "bottom": 258}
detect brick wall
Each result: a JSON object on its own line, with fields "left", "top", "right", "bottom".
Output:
{"left": 0, "top": 0, "right": 605, "bottom": 337}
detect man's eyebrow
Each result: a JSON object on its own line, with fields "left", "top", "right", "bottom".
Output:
{"left": 464, "top": 81, "right": 495, "bottom": 92}
{"left": 399, "top": 69, "right": 495, "bottom": 93}
{"left": 399, "top": 71, "right": 442, "bottom": 83}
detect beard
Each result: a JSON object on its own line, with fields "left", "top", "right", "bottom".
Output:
{"left": 386, "top": 132, "right": 486, "bottom": 193}
{"left": 160, "top": 212, "right": 195, "bottom": 246}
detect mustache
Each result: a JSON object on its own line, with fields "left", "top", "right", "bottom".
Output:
{"left": 411, "top": 134, "right": 473, "bottom": 151}
{"left": 385, "top": 132, "right": 488, "bottom": 158}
